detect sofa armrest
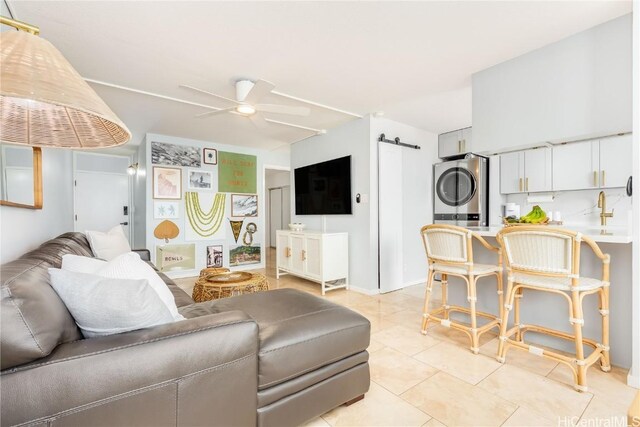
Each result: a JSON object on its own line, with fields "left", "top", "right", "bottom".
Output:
{"left": 132, "top": 248, "right": 151, "bottom": 261}
{"left": 1, "top": 311, "right": 259, "bottom": 427}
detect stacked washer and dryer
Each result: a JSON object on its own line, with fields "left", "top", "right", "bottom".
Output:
{"left": 433, "top": 154, "right": 489, "bottom": 227}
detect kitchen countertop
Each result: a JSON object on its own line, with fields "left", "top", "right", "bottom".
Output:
{"left": 468, "top": 225, "right": 632, "bottom": 244}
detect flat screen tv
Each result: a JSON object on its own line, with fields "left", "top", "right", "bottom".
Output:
{"left": 294, "top": 156, "right": 352, "bottom": 215}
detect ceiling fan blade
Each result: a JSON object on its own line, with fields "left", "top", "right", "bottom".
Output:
{"left": 243, "top": 79, "right": 275, "bottom": 104}
{"left": 249, "top": 113, "right": 270, "bottom": 131}
{"left": 195, "top": 107, "right": 235, "bottom": 118}
{"left": 255, "top": 104, "right": 310, "bottom": 116}
{"left": 179, "top": 84, "right": 239, "bottom": 105}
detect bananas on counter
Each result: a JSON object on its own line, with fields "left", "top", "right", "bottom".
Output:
{"left": 505, "top": 205, "right": 548, "bottom": 224}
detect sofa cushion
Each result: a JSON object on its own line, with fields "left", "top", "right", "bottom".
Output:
{"left": 196, "top": 288, "right": 370, "bottom": 389}
{"left": 96, "top": 253, "right": 184, "bottom": 321}
{"left": 85, "top": 225, "right": 131, "bottom": 261}
{"left": 48, "top": 269, "right": 176, "bottom": 338}
{"left": 1, "top": 233, "right": 91, "bottom": 370}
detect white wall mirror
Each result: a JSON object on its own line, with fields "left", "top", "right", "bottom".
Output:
{"left": 0, "top": 144, "right": 43, "bottom": 209}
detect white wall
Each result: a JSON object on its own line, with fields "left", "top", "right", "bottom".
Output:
{"left": 290, "top": 115, "right": 438, "bottom": 293}
{"left": 144, "top": 133, "right": 289, "bottom": 279}
{"left": 291, "top": 117, "right": 374, "bottom": 292}
{"left": 0, "top": 149, "right": 74, "bottom": 263}
{"left": 133, "top": 139, "right": 148, "bottom": 249}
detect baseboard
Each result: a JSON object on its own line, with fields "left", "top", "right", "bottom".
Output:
{"left": 348, "top": 285, "right": 379, "bottom": 296}
{"left": 628, "top": 372, "right": 640, "bottom": 389}
{"left": 402, "top": 279, "right": 424, "bottom": 288}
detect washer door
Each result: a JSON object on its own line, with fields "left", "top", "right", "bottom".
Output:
{"left": 436, "top": 167, "right": 477, "bottom": 207}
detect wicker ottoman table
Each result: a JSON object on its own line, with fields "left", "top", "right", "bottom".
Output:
{"left": 192, "top": 268, "right": 270, "bottom": 302}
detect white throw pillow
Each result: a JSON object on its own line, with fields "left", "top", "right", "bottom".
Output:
{"left": 85, "top": 225, "right": 131, "bottom": 261}
{"left": 61, "top": 254, "right": 107, "bottom": 274}
{"left": 96, "top": 252, "right": 184, "bottom": 321}
{"left": 48, "top": 269, "right": 175, "bottom": 338}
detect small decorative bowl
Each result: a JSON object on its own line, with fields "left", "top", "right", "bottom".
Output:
{"left": 288, "top": 223, "right": 306, "bottom": 231}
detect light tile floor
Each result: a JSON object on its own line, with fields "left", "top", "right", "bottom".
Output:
{"left": 174, "top": 251, "right": 636, "bottom": 427}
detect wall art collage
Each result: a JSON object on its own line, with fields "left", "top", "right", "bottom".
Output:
{"left": 151, "top": 141, "right": 260, "bottom": 272}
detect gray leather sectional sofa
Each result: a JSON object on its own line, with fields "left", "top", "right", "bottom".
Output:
{"left": 0, "top": 233, "right": 371, "bottom": 426}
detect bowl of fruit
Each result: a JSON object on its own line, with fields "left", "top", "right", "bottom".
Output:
{"left": 503, "top": 205, "right": 550, "bottom": 226}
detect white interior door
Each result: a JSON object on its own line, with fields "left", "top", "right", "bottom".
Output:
{"left": 270, "top": 188, "right": 283, "bottom": 248}
{"left": 74, "top": 153, "right": 131, "bottom": 241}
{"left": 378, "top": 142, "right": 404, "bottom": 293}
{"left": 282, "top": 186, "right": 291, "bottom": 231}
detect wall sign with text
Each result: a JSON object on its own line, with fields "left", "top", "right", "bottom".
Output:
{"left": 217, "top": 151, "right": 257, "bottom": 194}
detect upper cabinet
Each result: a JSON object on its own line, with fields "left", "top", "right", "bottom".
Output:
{"left": 500, "top": 147, "right": 552, "bottom": 194}
{"left": 553, "top": 134, "right": 632, "bottom": 191}
{"left": 438, "top": 127, "right": 473, "bottom": 159}
{"left": 472, "top": 14, "right": 632, "bottom": 155}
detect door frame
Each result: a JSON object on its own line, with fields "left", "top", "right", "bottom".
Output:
{"left": 263, "top": 164, "right": 291, "bottom": 250}
{"left": 72, "top": 151, "right": 134, "bottom": 243}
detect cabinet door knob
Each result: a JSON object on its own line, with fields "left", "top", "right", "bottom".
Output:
{"left": 519, "top": 178, "right": 523, "bottom": 192}
{"left": 602, "top": 170, "right": 606, "bottom": 187}
{"left": 593, "top": 171, "right": 598, "bottom": 187}
{"left": 525, "top": 177, "right": 529, "bottom": 192}
{"left": 286, "top": 247, "right": 291, "bottom": 257}
{"left": 302, "top": 250, "right": 307, "bottom": 261}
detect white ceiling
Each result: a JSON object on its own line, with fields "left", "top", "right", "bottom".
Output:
{"left": 5, "top": 1, "right": 633, "bottom": 150}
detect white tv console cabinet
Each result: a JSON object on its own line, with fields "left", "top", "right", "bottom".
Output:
{"left": 275, "top": 230, "right": 349, "bottom": 295}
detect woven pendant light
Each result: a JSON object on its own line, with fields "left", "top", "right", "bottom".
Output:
{"left": 0, "top": 22, "right": 131, "bottom": 148}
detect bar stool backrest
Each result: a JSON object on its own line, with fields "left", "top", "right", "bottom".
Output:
{"left": 420, "top": 224, "right": 472, "bottom": 266}
{"left": 497, "top": 227, "right": 579, "bottom": 278}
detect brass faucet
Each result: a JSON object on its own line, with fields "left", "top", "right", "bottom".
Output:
{"left": 597, "top": 191, "right": 614, "bottom": 226}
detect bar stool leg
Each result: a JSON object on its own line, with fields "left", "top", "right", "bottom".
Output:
{"left": 571, "top": 290, "right": 588, "bottom": 391}
{"left": 468, "top": 275, "right": 480, "bottom": 354}
{"left": 497, "top": 277, "right": 515, "bottom": 363}
{"left": 421, "top": 269, "right": 435, "bottom": 334}
{"left": 514, "top": 288, "right": 524, "bottom": 342}
{"left": 496, "top": 272, "right": 504, "bottom": 324}
{"left": 599, "top": 287, "right": 611, "bottom": 372}
{"left": 441, "top": 274, "right": 449, "bottom": 320}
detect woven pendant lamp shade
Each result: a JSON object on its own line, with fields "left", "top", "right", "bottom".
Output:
{"left": 0, "top": 30, "right": 131, "bottom": 148}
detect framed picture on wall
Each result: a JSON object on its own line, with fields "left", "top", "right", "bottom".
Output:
{"left": 229, "top": 245, "right": 261, "bottom": 266}
{"left": 153, "top": 201, "right": 179, "bottom": 219}
{"left": 203, "top": 148, "right": 217, "bottom": 165}
{"left": 155, "top": 244, "right": 196, "bottom": 272}
{"left": 151, "top": 141, "right": 201, "bottom": 167}
{"left": 206, "top": 245, "right": 223, "bottom": 268}
{"left": 231, "top": 194, "right": 258, "bottom": 217}
{"left": 153, "top": 166, "right": 182, "bottom": 200}
{"left": 188, "top": 169, "right": 213, "bottom": 190}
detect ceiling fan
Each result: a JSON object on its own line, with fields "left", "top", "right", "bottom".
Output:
{"left": 179, "top": 79, "right": 310, "bottom": 131}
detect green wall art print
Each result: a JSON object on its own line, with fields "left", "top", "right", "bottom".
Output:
{"left": 218, "top": 151, "right": 257, "bottom": 194}
{"left": 229, "top": 245, "right": 261, "bottom": 266}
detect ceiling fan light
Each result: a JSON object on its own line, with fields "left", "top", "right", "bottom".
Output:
{"left": 236, "top": 104, "right": 256, "bottom": 115}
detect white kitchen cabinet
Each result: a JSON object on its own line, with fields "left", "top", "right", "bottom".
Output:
{"left": 276, "top": 230, "right": 348, "bottom": 295}
{"left": 499, "top": 152, "right": 523, "bottom": 194}
{"left": 552, "top": 141, "right": 597, "bottom": 191}
{"left": 500, "top": 148, "right": 552, "bottom": 194}
{"left": 599, "top": 134, "right": 632, "bottom": 189}
{"left": 552, "top": 134, "right": 632, "bottom": 191}
{"left": 472, "top": 15, "right": 631, "bottom": 155}
{"left": 438, "top": 127, "right": 472, "bottom": 158}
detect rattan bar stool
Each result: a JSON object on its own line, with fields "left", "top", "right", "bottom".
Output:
{"left": 496, "top": 226, "right": 611, "bottom": 392}
{"left": 420, "top": 224, "right": 503, "bottom": 354}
